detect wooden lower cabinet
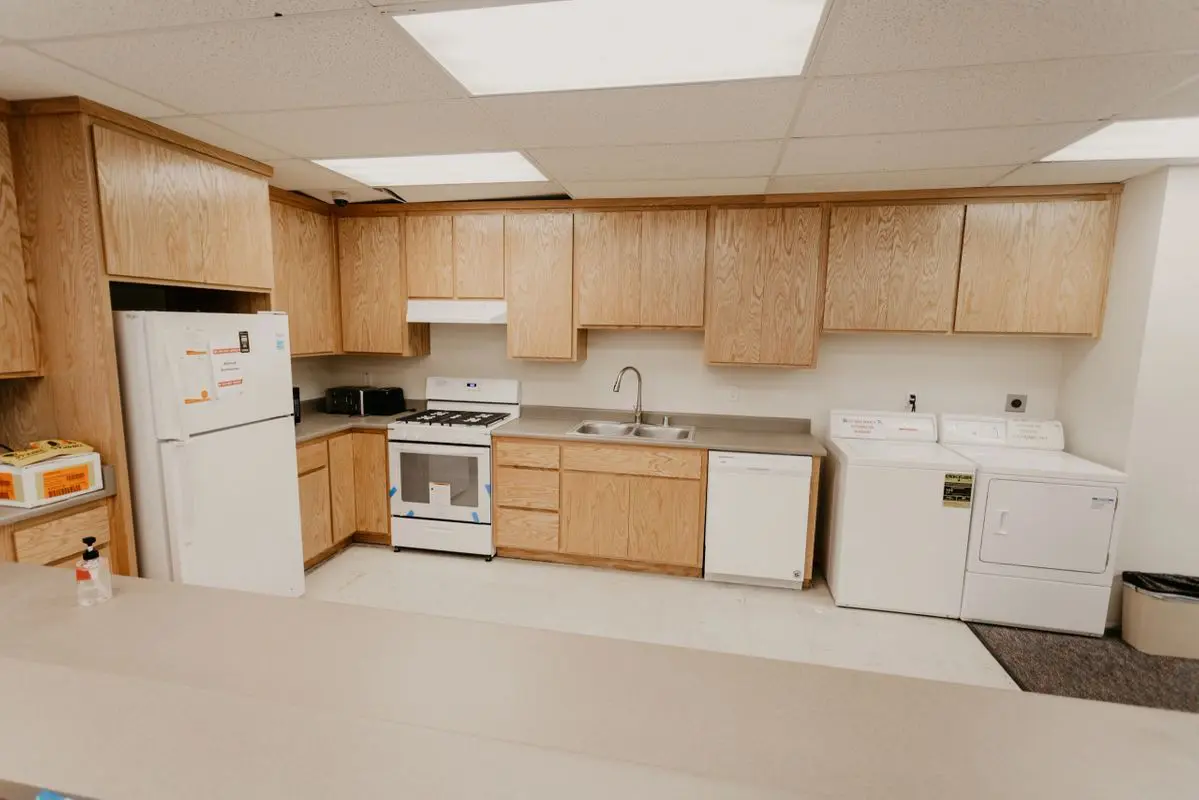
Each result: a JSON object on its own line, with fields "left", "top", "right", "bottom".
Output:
{"left": 328, "top": 434, "right": 357, "bottom": 543}
{"left": 352, "top": 431, "right": 390, "bottom": 536}
{"left": 492, "top": 437, "right": 705, "bottom": 576}
{"left": 298, "top": 468, "right": 333, "bottom": 562}
{"left": 295, "top": 431, "right": 365, "bottom": 566}
{"left": 0, "top": 500, "right": 112, "bottom": 566}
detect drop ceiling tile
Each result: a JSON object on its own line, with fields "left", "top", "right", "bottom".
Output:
{"left": 475, "top": 79, "right": 804, "bottom": 148}
{"left": 1125, "top": 76, "right": 1199, "bottom": 119}
{"left": 528, "top": 141, "right": 782, "bottom": 182}
{"left": 794, "top": 54, "right": 1199, "bottom": 137}
{"left": 777, "top": 124, "right": 1095, "bottom": 175}
{"left": 993, "top": 160, "right": 1182, "bottom": 186}
{"left": 767, "top": 167, "right": 1016, "bottom": 194}
{"left": 565, "top": 177, "right": 769, "bottom": 199}
{"left": 393, "top": 181, "right": 564, "bottom": 203}
{"left": 153, "top": 116, "right": 290, "bottom": 161}
{"left": 206, "top": 101, "right": 514, "bottom": 158}
{"left": 811, "top": 0, "right": 1199, "bottom": 76}
{"left": 0, "top": 1, "right": 363, "bottom": 41}
{"left": 0, "top": 45, "right": 180, "bottom": 117}
{"left": 267, "top": 159, "right": 371, "bottom": 191}
{"left": 33, "top": 11, "right": 465, "bottom": 114}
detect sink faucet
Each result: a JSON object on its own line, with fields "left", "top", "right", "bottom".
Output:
{"left": 612, "top": 366, "right": 643, "bottom": 425}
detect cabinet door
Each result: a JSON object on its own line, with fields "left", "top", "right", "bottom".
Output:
{"left": 706, "top": 207, "right": 822, "bottom": 366}
{"left": 271, "top": 201, "right": 338, "bottom": 355}
{"left": 575, "top": 211, "right": 641, "bottom": 326}
{"left": 298, "top": 468, "right": 333, "bottom": 562}
{"left": 955, "top": 200, "right": 1113, "bottom": 335}
{"left": 352, "top": 431, "right": 389, "bottom": 536}
{"left": 338, "top": 217, "right": 428, "bottom": 355}
{"left": 454, "top": 214, "right": 505, "bottom": 298}
{"left": 405, "top": 214, "right": 454, "bottom": 298}
{"left": 561, "top": 471, "right": 630, "bottom": 559}
{"left": 505, "top": 212, "right": 578, "bottom": 359}
{"left": 640, "top": 209, "right": 706, "bottom": 328}
{"left": 825, "top": 205, "right": 964, "bottom": 332}
{"left": 93, "top": 125, "right": 272, "bottom": 289}
{"left": 0, "top": 119, "right": 37, "bottom": 375}
{"left": 328, "top": 434, "right": 357, "bottom": 543}
{"left": 628, "top": 478, "right": 703, "bottom": 567}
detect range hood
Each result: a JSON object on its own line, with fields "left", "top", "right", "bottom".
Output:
{"left": 406, "top": 299, "right": 507, "bottom": 324}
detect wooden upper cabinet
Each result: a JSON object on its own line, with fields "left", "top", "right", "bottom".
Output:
{"left": 405, "top": 214, "right": 454, "bottom": 298}
{"left": 92, "top": 125, "right": 273, "bottom": 290}
{"left": 505, "top": 212, "right": 581, "bottom": 360}
{"left": 824, "top": 204, "right": 964, "bottom": 333}
{"left": 0, "top": 118, "right": 38, "bottom": 376}
{"left": 405, "top": 213, "right": 505, "bottom": 300}
{"left": 337, "top": 216, "right": 429, "bottom": 355}
{"left": 453, "top": 214, "right": 504, "bottom": 299}
{"left": 955, "top": 199, "right": 1114, "bottom": 335}
{"left": 705, "top": 206, "right": 823, "bottom": 367}
{"left": 575, "top": 209, "right": 706, "bottom": 328}
{"left": 270, "top": 201, "right": 338, "bottom": 356}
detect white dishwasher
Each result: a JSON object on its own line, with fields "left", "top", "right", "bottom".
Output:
{"left": 704, "top": 451, "right": 813, "bottom": 588}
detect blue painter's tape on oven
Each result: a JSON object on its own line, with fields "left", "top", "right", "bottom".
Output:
{"left": 485, "top": 483, "right": 492, "bottom": 495}
{"left": 389, "top": 486, "right": 396, "bottom": 497}
{"left": 405, "top": 510, "right": 414, "bottom": 517}
{"left": 471, "top": 511, "right": 480, "bottom": 522}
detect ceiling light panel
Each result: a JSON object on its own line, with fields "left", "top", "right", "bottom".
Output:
{"left": 395, "top": 0, "right": 826, "bottom": 95}
{"left": 1043, "top": 117, "right": 1199, "bottom": 161}
{"left": 313, "top": 152, "right": 546, "bottom": 186}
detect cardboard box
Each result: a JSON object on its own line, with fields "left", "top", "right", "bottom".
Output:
{"left": 0, "top": 452, "right": 104, "bottom": 509}
{"left": 1122, "top": 583, "right": 1199, "bottom": 660}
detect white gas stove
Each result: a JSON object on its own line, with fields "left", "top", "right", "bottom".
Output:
{"left": 387, "top": 377, "right": 520, "bottom": 558}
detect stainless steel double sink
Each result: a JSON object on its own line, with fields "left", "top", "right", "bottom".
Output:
{"left": 569, "top": 420, "right": 696, "bottom": 442}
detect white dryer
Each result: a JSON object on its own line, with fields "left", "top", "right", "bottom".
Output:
{"left": 824, "top": 411, "right": 976, "bottom": 618}
{"left": 940, "top": 415, "right": 1126, "bottom": 636}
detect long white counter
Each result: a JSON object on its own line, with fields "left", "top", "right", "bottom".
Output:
{"left": 0, "top": 562, "right": 1195, "bottom": 799}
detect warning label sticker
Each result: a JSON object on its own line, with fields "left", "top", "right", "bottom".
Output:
{"left": 943, "top": 473, "right": 973, "bottom": 508}
{"left": 40, "top": 463, "right": 92, "bottom": 499}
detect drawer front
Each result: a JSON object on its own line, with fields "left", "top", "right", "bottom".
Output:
{"left": 297, "top": 440, "right": 329, "bottom": 475}
{"left": 495, "top": 438, "right": 560, "bottom": 469}
{"left": 495, "top": 507, "right": 559, "bottom": 551}
{"left": 494, "top": 466, "right": 559, "bottom": 511}
{"left": 14, "top": 504, "right": 111, "bottom": 565}
{"left": 561, "top": 443, "right": 703, "bottom": 479}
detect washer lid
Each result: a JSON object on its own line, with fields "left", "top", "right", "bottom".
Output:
{"left": 833, "top": 439, "right": 975, "bottom": 470}
{"left": 947, "top": 445, "right": 1126, "bottom": 481}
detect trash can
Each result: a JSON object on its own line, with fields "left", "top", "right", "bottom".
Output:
{"left": 1122, "top": 572, "right": 1199, "bottom": 659}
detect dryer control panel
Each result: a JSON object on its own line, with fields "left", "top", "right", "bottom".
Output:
{"left": 940, "top": 415, "right": 1064, "bottom": 451}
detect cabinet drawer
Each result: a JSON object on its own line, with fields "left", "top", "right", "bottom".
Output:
{"left": 297, "top": 440, "right": 328, "bottom": 475}
{"left": 495, "top": 439, "right": 560, "bottom": 469}
{"left": 494, "top": 466, "right": 559, "bottom": 511}
{"left": 561, "top": 443, "right": 702, "bottom": 479}
{"left": 495, "top": 507, "right": 559, "bottom": 551}
{"left": 14, "top": 504, "right": 111, "bottom": 565}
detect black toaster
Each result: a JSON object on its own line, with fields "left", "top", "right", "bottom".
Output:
{"left": 325, "top": 387, "right": 407, "bottom": 417}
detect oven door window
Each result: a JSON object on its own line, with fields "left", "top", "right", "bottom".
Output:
{"left": 393, "top": 445, "right": 490, "bottom": 524}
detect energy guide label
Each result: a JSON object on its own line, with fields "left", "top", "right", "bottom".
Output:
{"left": 943, "top": 473, "right": 973, "bottom": 508}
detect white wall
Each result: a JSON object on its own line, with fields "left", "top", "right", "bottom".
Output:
{"left": 1057, "top": 170, "right": 1166, "bottom": 469}
{"left": 298, "top": 326, "right": 1066, "bottom": 436}
{"left": 1117, "top": 166, "right": 1199, "bottom": 578}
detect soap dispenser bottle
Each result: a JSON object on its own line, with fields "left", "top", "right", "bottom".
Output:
{"left": 75, "top": 536, "right": 112, "bottom": 606}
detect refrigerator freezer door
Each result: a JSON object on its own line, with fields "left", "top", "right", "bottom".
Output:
{"left": 141, "top": 312, "right": 294, "bottom": 440}
{"left": 160, "top": 416, "right": 304, "bottom": 596}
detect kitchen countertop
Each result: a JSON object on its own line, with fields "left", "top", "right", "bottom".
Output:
{"left": 494, "top": 406, "right": 827, "bottom": 457}
{"left": 0, "top": 562, "right": 1195, "bottom": 799}
{"left": 293, "top": 411, "right": 403, "bottom": 443}
{"left": 0, "top": 465, "right": 116, "bottom": 526}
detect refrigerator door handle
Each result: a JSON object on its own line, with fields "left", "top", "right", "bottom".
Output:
{"left": 160, "top": 441, "right": 192, "bottom": 580}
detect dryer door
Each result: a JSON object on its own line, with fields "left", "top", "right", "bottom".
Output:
{"left": 979, "top": 479, "right": 1116, "bottom": 573}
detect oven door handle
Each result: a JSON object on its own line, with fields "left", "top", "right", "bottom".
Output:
{"left": 391, "top": 441, "right": 489, "bottom": 458}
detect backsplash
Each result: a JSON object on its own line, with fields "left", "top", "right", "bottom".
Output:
{"left": 293, "top": 326, "right": 1067, "bottom": 438}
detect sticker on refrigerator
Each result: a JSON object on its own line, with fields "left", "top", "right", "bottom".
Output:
{"left": 180, "top": 338, "right": 214, "bottom": 404}
{"left": 211, "top": 339, "right": 247, "bottom": 398}
{"left": 429, "top": 481, "right": 451, "bottom": 506}
{"left": 942, "top": 473, "right": 973, "bottom": 508}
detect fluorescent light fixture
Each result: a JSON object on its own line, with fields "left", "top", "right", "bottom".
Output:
{"left": 313, "top": 152, "right": 546, "bottom": 186}
{"left": 395, "top": 0, "right": 825, "bottom": 95}
{"left": 1043, "top": 117, "right": 1199, "bottom": 161}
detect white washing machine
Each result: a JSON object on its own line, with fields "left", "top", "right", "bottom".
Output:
{"left": 824, "top": 411, "right": 976, "bottom": 618}
{"left": 940, "top": 415, "right": 1126, "bottom": 636}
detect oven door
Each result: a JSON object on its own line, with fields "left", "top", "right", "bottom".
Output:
{"left": 389, "top": 441, "right": 492, "bottom": 524}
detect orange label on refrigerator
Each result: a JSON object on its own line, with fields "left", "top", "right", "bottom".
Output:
{"left": 0, "top": 474, "right": 13, "bottom": 500}
{"left": 40, "top": 464, "right": 91, "bottom": 499}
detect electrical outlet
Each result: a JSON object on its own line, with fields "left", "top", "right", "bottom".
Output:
{"left": 1006, "top": 394, "right": 1028, "bottom": 413}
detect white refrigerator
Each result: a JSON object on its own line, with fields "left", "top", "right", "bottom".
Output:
{"left": 114, "top": 311, "right": 305, "bottom": 597}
